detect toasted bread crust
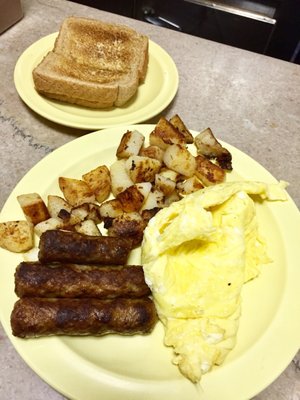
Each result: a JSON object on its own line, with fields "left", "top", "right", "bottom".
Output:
{"left": 32, "top": 17, "right": 149, "bottom": 108}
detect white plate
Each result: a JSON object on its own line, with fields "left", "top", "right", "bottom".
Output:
{"left": 0, "top": 125, "right": 299, "bottom": 400}
{"left": 14, "top": 34, "right": 179, "bottom": 129}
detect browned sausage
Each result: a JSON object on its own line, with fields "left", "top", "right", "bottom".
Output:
{"left": 15, "top": 262, "right": 151, "bottom": 299}
{"left": 38, "top": 230, "right": 133, "bottom": 265}
{"left": 11, "top": 297, "right": 158, "bottom": 338}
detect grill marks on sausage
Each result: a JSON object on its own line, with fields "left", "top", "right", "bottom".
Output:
{"left": 11, "top": 297, "right": 158, "bottom": 338}
{"left": 11, "top": 229, "right": 158, "bottom": 338}
{"left": 38, "top": 230, "right": 133, "bottom": 264}
{"left": 15, "top": 262, "right": 151, "bottom": 299}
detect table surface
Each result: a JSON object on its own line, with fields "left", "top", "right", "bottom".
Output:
{"left": 0, "top": 0, "right": 299, "bottom": 399}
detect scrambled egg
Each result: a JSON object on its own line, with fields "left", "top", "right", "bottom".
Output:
{"left": 141, "top": 181, "right": 287, "bottom": 382}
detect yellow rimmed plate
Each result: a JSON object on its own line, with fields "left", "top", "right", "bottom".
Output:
{"left": 0, "top": 125, "right": 299, "bottom": 400}
{"left": 14, "top": 34, "right": 179, "bottom": 130}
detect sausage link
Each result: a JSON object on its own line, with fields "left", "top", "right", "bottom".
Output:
{"left": 11, "top": 297, "right": 157, "bottom": 338}
{"left": 15, "top": 262, "right": 150, "bottom": 298}
{"left": 38, "top": 230, "right": 133, "bottom": 265}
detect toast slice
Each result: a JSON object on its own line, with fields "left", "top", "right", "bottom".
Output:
{"left": 32, "top": 16, "right": 149, "bottom": 108}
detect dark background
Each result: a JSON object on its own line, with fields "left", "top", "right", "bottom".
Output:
{"left": 68, "top": 0, "right": 300, "bottom": 64}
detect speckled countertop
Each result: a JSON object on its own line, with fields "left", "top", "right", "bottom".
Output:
{"left": 0, "top": 0, "right": 299, "bottom": 399}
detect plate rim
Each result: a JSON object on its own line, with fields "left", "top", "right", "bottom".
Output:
{"left": 14, "top": 34, "right": 179, "bottom": 130}
{"left": 0, "top": 124, "right": 299, "bottom": 400}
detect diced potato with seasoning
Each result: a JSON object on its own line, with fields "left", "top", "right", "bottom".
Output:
{"left": 99, "top": 199, "right": 124, "bottom": 219}
{"left": 82, "top": 165, "right": 111, "bottom": 203}
{"left": 159, "top": 168, "right": 179, "bottom": 182}
{"left": 0, "top": 220, "right": 34, "bottom": 252}
{"left": 164, "top": 190, "right": 181, "bottom": 207}
{"left": 116, "top": 130, "right": 145, "bottom": 159}
{"left": 155, "top": 174, "right": 176, "bottom": 196}
{"left": 110, "top": 159, "right": 134, "bottom": 197}
{"left": 71, "top": 203, "right": 89, "bottom": 220}
{"left": 135, "top": 182, "right": 152, "bottom": 200}
{"left": 86, "top": 203, "right": 102, "bottom": 224}
{"left": 107, "top": 212, "right": 145, "bottom": 247}
{"left": 194, "top": 154, "right": 226, "bottom": 186}
{"left": 3, "top": 114, "right": 233, "bottom": 255}
{"left": 139, "top": 145, "right": 165, "bottom": 162}
{"left": 59, "top": 177, "right": 95, "bottom": 206}
{"left": 163, "top": 144, "right": 196, "bottom": 178}
{"left": 47, "top": 195, "right": 72, "bottom": 218}
{"left": 74, "top": 219, "right": 101, "bottom": 236}
{"left": 194, "top": 128, "right": 232, "bottom": 170}
{"left": 60, "top": 203, "right": 102, "bottom": 226}
{"left": 149, "top": 117, "right": 186, "bottom": 150}
{"left": 57, "top": 204, "right": 88, "bottom": 226}
{"left": 34, "top": 217, "right": 64, "bottom": 236}
{"left": 116, "top": 185, "right": 145, "bottom": 213}
{"left": 177, "top": 176, "right": 204, "bottom": 195}
{"left": 169, "top": 114, "right": 194, "bottom": 144}
{"left": 125, "top": 155, "right": 161, "bottom": 183}
{"left": 17, "top": 193, "right": 50, "bottom": 225}
{"left": 141, "top": 189, "right": 164, "bottom": 211}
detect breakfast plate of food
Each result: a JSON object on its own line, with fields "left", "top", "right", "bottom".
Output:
{"left": 14, "top": 17, "right": 179, "bottom": 130}
{"left": 0, "top": 117, "right": 299, "bottom": 400}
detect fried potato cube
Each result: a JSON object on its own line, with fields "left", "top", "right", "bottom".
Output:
{"left": 125, "top": 156, "right": 161, "bottom": 183}
{"left": 57, "top": 203, "right": 89, "bottom": 227}
{"left": 74, "top": 219, "right": 101, "bottom": 236}
{"left": 82, "top": 165, "right": 111, "bottom": 203}
{"left": 194, "top": 154, "right": 226, "bottom": 186}
{"left": 216, "top": 150, "right": 232, "bottom": 170}
{"left": 99, "top": 199, "right": 124, "bottom": 219}
{"left": 47, "top": 195, "right": 72, "bottom": 218}
{"left": 0, "top": 220, "right": 34, "bottom": 253}
{"left": 86, "top": 203, "right": 102, "bottom": 224}
{"left": 110, "top": 159, "right": 134, "bottom": 197}
{"left": 34, "top": 217, "right": 64, "bottom": 236}
{"left": 115, "top": 183, "right": 152, "bottom": 213}
{"left": 139, "top": 145, "right": 165, "bottom": 162}
{"left": 116, "top": 185, "right": 145, "bottom": 213}
{"left": 59, "top": 177, "right": 95, "bottom": 206}
{"left": 149, "top": 117, "right": 186, "bottom": 150}
{"left": 107, "top": 212, "right": 145, "bottom": 247}
{"left": 163, "top": 144, "right": 196, "bottom": 178}
{"left": 71, "top": 204, "right": 89, "bottom": 221}
{"left": 169, "top": 114, "right": 194, "bottom": 144}
{"left": 164, "top": 190, "right": 181, "bottom": 207}
{"left": 194, "top": 128, "right": 232, "bottom": 170}
{"left": 159, "top": 167, "right": 179, "bottom": 182}
{"left": 60, "top": 203, "right": 102, "bottom": 225}
{"left": 135, "top": 182, "right": 152, "bottom": 200}
{"left": 141, "top": 189, "right": 164, "bottom": 211}
{"left": 177, "top": 176, "right": 204, "bottom": 195}
{"left": 17, "top": 193, "right": 50, "bottom": 225}
{"left": 56, "top": 209, "right": 80, "bottom": 227}
{"left": 116, "top": 130, "right": 145, "bottom": 159}
{"left": 155, "top": 174, "right": 176, "bottom": 196}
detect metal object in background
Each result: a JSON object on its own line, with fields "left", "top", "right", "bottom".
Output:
{"left": 135, "top": 0, "right": 300, "bottom": 63}
{"left": 142, "top": 7, "right": 182, "bottom": 31}
{"left": 135, "top": 0, "right": 278, "bottom": 54}
{"left": 65, "top": 0, "right": 300, "bottom": 64}
{"left": 184, "top": 0, "right": 277, "bottom": 24}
